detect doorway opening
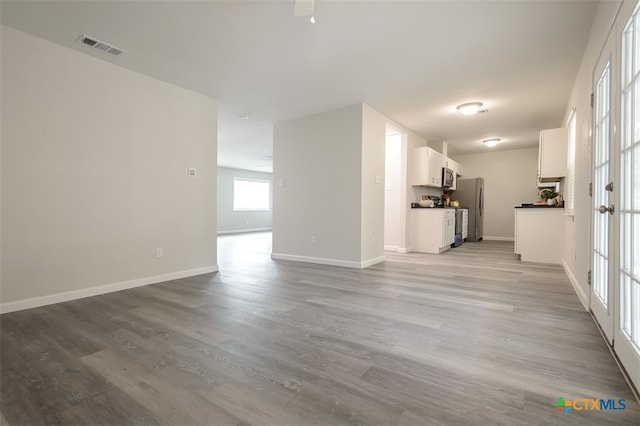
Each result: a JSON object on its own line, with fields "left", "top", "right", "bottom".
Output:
{"left": 384, "top": 125, "right": 407, "bottom": 253}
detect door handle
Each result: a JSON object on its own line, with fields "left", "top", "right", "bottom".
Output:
{"left": 599, "top": 205, "right": 614, "bottom": 215}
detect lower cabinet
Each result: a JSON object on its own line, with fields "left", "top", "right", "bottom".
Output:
{"left": 411, "top": 209, "right": 456, "bottom": 254}
{"left": 514, "top": 208, "right": 565, "bottom": 264}
{"left": 462, "top": 209, "right": 469, "bottom": 240}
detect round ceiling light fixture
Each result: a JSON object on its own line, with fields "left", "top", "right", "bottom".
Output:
{"left": 483, "top": 138, "right": 501, "bottom": 147}
{"left": 456, "top": 102, "right": 486, "bottom": 116}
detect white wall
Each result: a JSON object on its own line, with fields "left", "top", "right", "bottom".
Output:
{"left": 272, "top": 103, "right": 388, "bottom": 267}
{"left": 360, "top": 104, "right": 386, "bottom": 264}
{"left": 217, "top": 167, "right": 272, "bottom": 234}
{"left": 1, "top": 26, "right": 218, "bottom": 311}
{"left": 384, "top": 134, "right": 402, "bottom": 249}
{"left": 560, "top": 0, "right": 624, "bottom": 308}
{"left": 452, "top": 148, "right": 539, "bottom": 240}
{"left": 272, "top": 104, "right": 363, "bottom": 266}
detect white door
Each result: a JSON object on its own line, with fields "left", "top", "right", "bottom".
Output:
{"left": 615, "top": 0, "right": 640, "bottom": 389}
{"left": 591, "top": 34, "right": 615, "bottom": 343}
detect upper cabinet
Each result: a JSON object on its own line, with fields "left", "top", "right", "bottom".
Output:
{"left": 443, "top": 158, "right": 462, "bottom": 176}
{"left": 410, "top": 146, "right": 443, "bottom": 187}
{"left": 538, "top": 128, "right": 568, "bottom": 182}
{"left": 411, "top": 147, "right": 462, "bottom": 188}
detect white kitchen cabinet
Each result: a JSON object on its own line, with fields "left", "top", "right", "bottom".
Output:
{"left": 462, "top": 209, "right": 469, "bottom": 239}
{"left": 443, "top": 209, "right": 455, "bottom": 246}
{"left": 538, "top": 128, "right": 568, "bottom": 181}
{"left": 514, "top": 208, "right": 564, "bottom": 264}
{"left": 411, "top": 208, "right": 455, "bottom": 253}
{"left": 429, "top": 150, "right": 444, "bottom": 187}
{"left": 444, "top": 158, "right": 461, "bottom": 175}
{"left": 410, "top": 147, "right": 443, "bottom": 187}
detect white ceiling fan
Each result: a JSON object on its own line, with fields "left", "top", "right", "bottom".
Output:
{"left": 294, "top": 0, "right": 316, "bottom": 23}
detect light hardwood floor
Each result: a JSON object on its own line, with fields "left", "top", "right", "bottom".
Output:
{"left": 1, "top": 232, "right": 638, "bottom": 425}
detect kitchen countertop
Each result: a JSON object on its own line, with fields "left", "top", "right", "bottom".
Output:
{"left": 515, "top": 203, "right": 564, "bottom": 209}
{"left": 411, "top": 206, "right": 466, "bottom": 209}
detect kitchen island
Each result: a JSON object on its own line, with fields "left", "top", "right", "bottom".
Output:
{"left": 514, "top": 205, "right": 565, "bottom": 264}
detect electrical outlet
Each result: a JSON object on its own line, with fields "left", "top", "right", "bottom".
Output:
{"left": 156, "top": 247, "right": 164, "bottom": 258}
{"left": 310, "top": 235, "right": 317, "bottom": 245}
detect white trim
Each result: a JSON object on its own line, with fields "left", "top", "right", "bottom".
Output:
{"left": 217, "top": 227, "right": 272, "bottom": 235}
{"left": 386, "top": 246, "right": 410, "bottom": 254}
{"left": 361, "top": 256, "right": 385, "bottom": 268}
{"left": 562, "top": 259, "right": 588, "bottom": 311}
{"left": 271, "top": 253, "right": 383, "bottom": 269}
{"left": 483, "top": 236, "right": 515, "bottom": 242}
{"left": 0, "top": 266, "right": 218, "bottom": 314}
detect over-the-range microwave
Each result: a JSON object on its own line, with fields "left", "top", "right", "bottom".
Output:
{"left": 442, "top": 167, "right": 454, "bottom": 188}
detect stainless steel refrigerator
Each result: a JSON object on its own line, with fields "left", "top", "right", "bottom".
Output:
{"left": 454, "top": 177, "right": 484, "bottom": 242}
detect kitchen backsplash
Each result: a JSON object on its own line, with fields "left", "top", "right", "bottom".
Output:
{"left": 412, "top": 186, "right": 443, "bottom": 202}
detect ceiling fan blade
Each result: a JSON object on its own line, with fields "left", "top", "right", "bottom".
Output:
{"left": 293, "top": 0, "right": 314, "bottom": 16}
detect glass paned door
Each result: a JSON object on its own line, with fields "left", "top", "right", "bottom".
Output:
{"left": 591, "top": 51, "right": 614, "bottom": 342}
{"left": 616, "top": 0, "right": 640, "bottom": 390}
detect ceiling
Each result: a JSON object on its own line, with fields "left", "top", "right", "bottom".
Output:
{"left": 1, "top": 1, "right": 599, "bottom": 173}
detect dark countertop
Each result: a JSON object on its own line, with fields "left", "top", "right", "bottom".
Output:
{"left": 515, "top": 203, "right": 564, "bottom": 209}
{"left": 411, "top": 205, "right": 467, "bottom": 209}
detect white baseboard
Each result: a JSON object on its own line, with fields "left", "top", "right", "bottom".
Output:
{"left": 483, "top": 236, "right": 515, "bottom": 242}
{"left": 271, "top": 253, "right": 383, "bottom": 269}
{"left": 217, "top": 227, "right": 271, "bottom": 235}
{"left": 0, "top": 265, "right": 219, "bottom": 314}
{"left": 386, "top": 245, "right": 411, "bottom": 254}
{"left": 562, "top": 259, "right": 588, "bottom": 311}
{"left": 361, "top": 256, "right": 385, "bottom": 268}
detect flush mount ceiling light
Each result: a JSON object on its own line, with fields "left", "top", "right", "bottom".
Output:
{"left": 483, "top": 138, "right": 501, "bottom": 147}
{"left": 456, "top": 102, "right": 486, "bottom": 116}
{"left": 239, "top": 113, "right": 250, "bottom": 120}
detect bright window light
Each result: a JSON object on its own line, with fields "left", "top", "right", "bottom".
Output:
{"left": 233, "top": 178, "right": 270, "bottom": 211}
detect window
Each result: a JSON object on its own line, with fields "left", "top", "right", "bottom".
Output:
{"left": 233, "top": 178, "right": 270, "bottom": 211}
{"left": 620, "top": 3, "right": 640, "bottom": 350}
{"left": 565, "top": 109, "right": 577, "bottom": 214}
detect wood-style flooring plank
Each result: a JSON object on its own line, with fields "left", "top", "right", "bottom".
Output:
{"left": 1, "top": 233, "right": 638, "bottom": 425}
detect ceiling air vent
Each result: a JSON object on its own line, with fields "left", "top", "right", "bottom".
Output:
{"left": 77, "top": 34, "right": 125, "bottom": 57}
